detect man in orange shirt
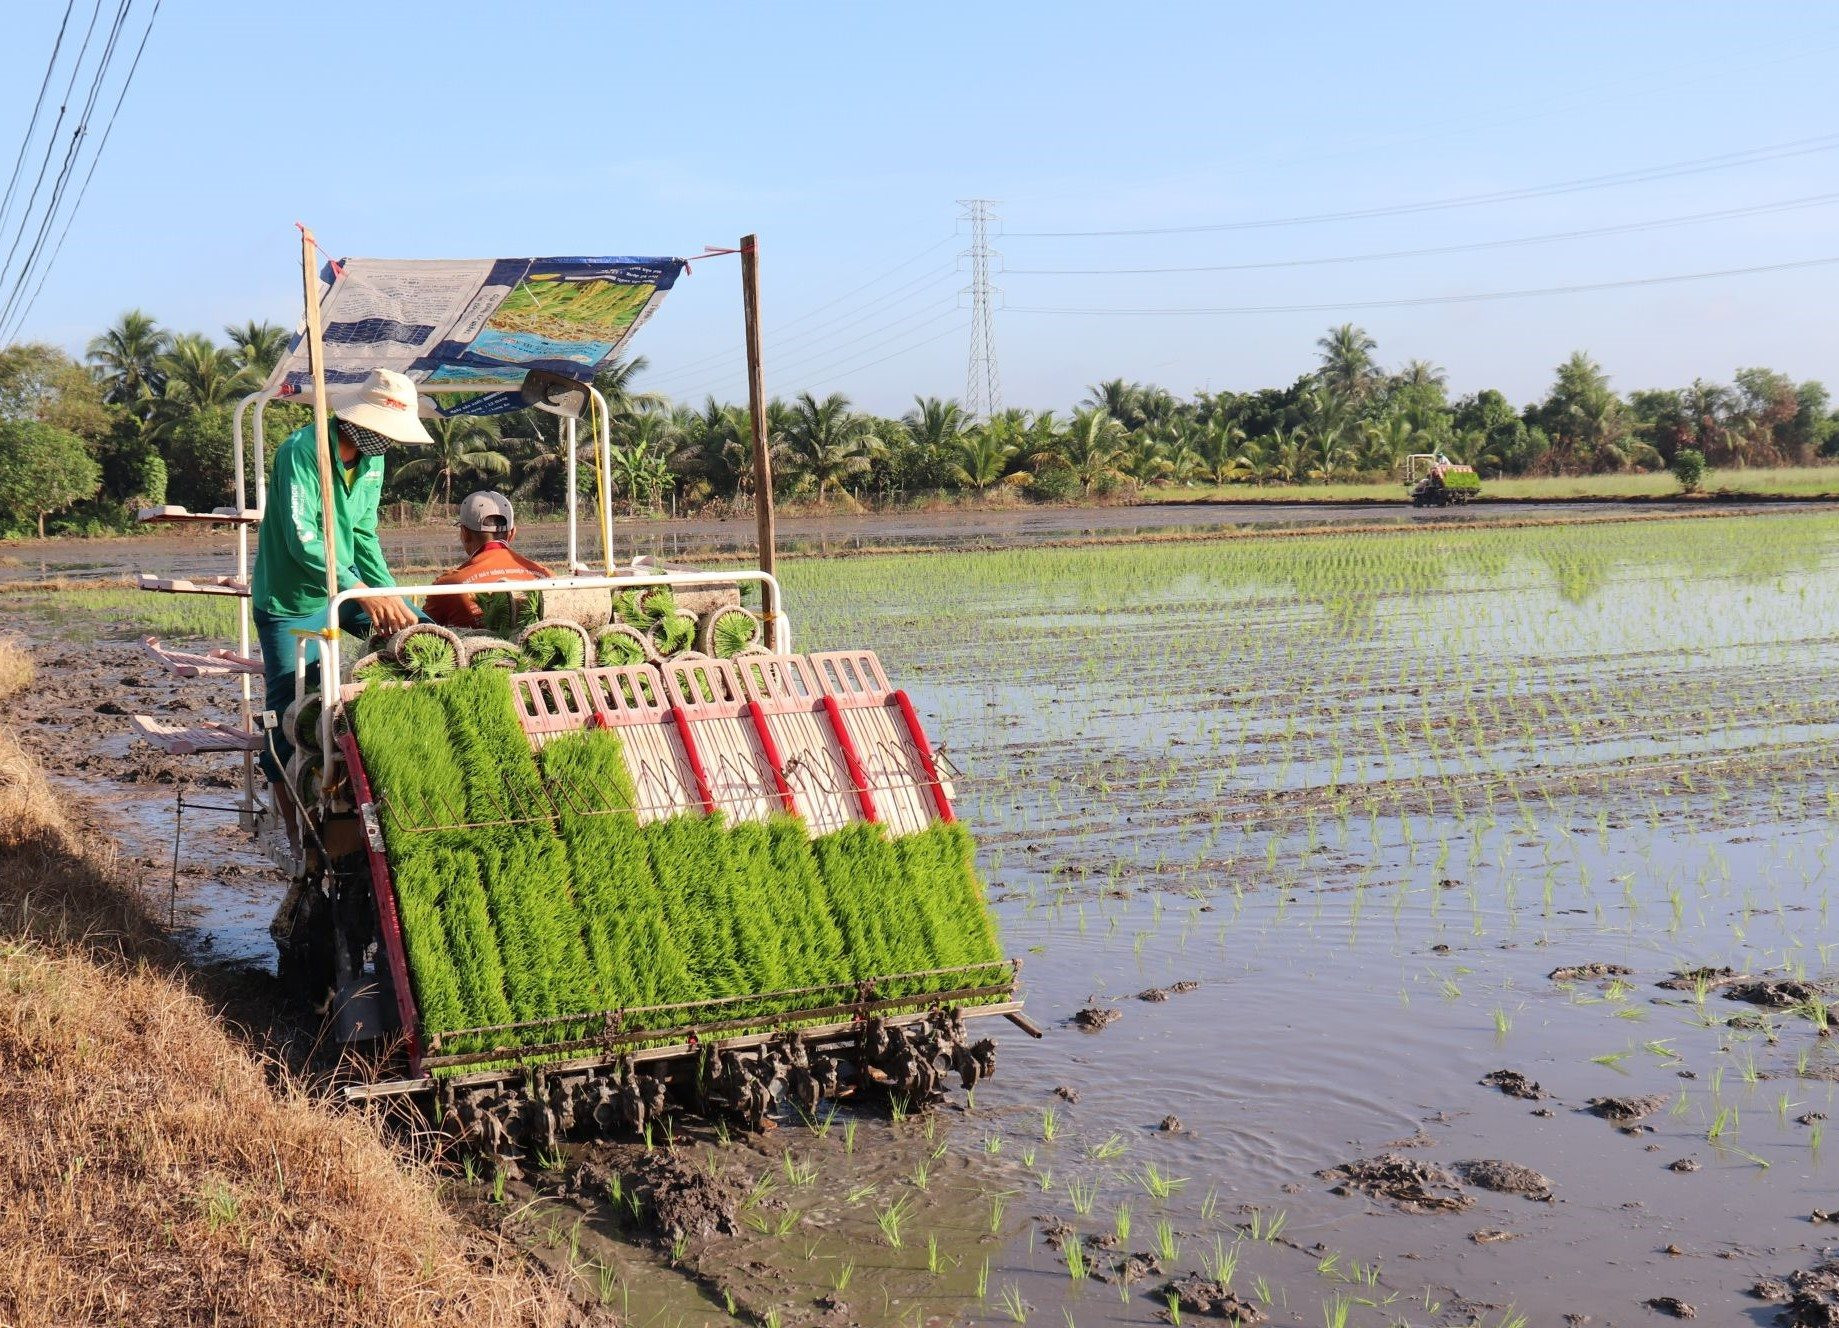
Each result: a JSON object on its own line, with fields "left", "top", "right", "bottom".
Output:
{"left": 424, "top": 490, "right": 552, "bottom": 629}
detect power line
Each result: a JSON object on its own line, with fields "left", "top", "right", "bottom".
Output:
{"left": 1006, "top": 132, "right": 1839, "bottom": 238}
{"left": 1002, "top": 193, "right": 1839, "bottom": 276}
{"left": 644, "top": 236, "right": 956, "bottom": 383}
{"left": 0, "top": 0, "right": 107, "bottom": 302}
{"left": 4, "top": 0, "right": 162, "bottom": 344}
{"left": 1003, "top": 255, "right": 1839, "bottom": 316}
{"left": 0, "top": 0, "right": 134, "bottom": 339}
{"left": 799, "top": 317, "right": 970, "bottom": 393}
{"left": 645, "top": 261, "right": 958, "bottom": 391}
{"left": 0, "top": 2, "right": 77, "bottom": 245}
{"left": 960, "top": 198, "right": 1001, "bottom": 422}
{"left": 673, "top": 300, "right": 962, "bottom": 402}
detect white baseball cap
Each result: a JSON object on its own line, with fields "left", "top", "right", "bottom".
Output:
{"left": 458, "top": 490, "right": 515, "bottom": 532}
{"left": 330, "top": 368, "right": 434, "bottom": 446}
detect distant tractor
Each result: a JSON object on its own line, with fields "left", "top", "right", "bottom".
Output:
{"left": 1403, "top": 453, "right": 1481, "bottom": 507}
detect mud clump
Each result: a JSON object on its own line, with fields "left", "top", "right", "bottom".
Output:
{"left": 1170, "top": 980, "right": 1200, "bottom": 994}
{"left": 1724, "top": 977, "right": 1828, "bottom": 1008}
{"left": 1317, "top": 1153, "right": 1473, "bottom": 1213}
{"left": 1549, "top": 962, "right": 1634, "bottom": 983}
{"left": 1113, "top": 1252, "right": 1163, "bottom": 1286}
{"left": 1137, "top": 987, "right": 1171, "bottom": 1002}
{"left": 1644, "top": 1296, "right": 1695, "bottom": 1318}
{"left": 1054, "top": 1084, "right": 1080, "bottom": 1103}
{"left": 1470, "top": 1227, "right": 1518, "bottom": 1244}
{"left": 1656, "top": 966, "right": 1743, "bottom": 991}
{"left": 1074, "top": 1006, "right": 1121, "bottom": 1032}
{"left": 629, "top": 1151, "right": 743, "bottom": 1244}
{"left": 1776, "top": 1259, "right": 1839, "bottom": 1326}
{"left": 1481, "top": 1069, "right": 1546, "bottom": 1101}
{"left": 1157, "top": 1274, "right": 1266, "bottom": 1323}
{"left": 1667, "top": 1157, "right": 1701, "bottom": 1173}
{"left": 1453, "top": 1159, "right": 1552, "bottom": 1201}
{"left": 1584, "top": 1094, "right": 1669, "bottom": 1124}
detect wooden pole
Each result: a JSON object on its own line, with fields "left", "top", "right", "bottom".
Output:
{"left": 299, "top": 226, "right": 339, "bottom": 613}
{"left": 741, "top": 234, "right": 776, "bottom": 644}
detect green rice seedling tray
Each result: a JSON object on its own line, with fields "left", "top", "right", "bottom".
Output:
{"left": 344, "top": 667, "right": 1011, "bottom": 1079}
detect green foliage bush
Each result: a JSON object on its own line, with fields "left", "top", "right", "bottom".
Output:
{"left": 349, "top": 671, "right": 1006, "bottom": 1065}
{"left": 1671, "top": 447, "right": 1706, "bottom": 492}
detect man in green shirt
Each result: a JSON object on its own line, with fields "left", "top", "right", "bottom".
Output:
{"left": 253, "top": 368, "right": 429, "bottom": 834}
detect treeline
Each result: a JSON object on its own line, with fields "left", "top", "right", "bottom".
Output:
{"left": 1, "top": 313, "right": 1835, "bottom": 536}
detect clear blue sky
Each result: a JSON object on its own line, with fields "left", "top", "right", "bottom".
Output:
{"left": 4, "top": 1, "right": 1837, "bottom": 415}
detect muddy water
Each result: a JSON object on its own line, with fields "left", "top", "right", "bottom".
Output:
{"left": 21, "top": 509, "right": 1839, "bottom": 1325}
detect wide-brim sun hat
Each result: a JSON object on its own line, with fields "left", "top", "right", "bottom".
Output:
{"left": 330, "top": 368, "right": 434, "bottom": 447}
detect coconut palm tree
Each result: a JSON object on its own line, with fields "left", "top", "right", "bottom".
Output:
{"left": 952, "top": 429, "right": 1017, "bottom": 493}
{"left": 1054, "top": 408, "right": 1129, "bottom": 495}
{"left": 1123, "top": 434, "right": 1171, "bottom": 485}
{"left": 1303, "top": 386, "right": 1355, "bottom": 480}
{"left": 1196, "top": 418, "right": 1247, "bottom": 485}
{"left": 394, "top": 416, "right": 512, "bottom": 509}
{"left": 87, "top": 309, "right": 169, "bottom": 414}
{"left": 592, "top": 354, "right": 665, "bottom": 417}
{"left": 784, "top": 392, "right": 880, "bottom": 503}
{"left": 145, "top": 334, "right": 257, "bottom": 439}
{"left": 1229, "top": 433, "right": 1275, "bottom": 485}
{"left": 1081, "top": 379, "right": 1159, "bottom": 432}
{"left": 1396, "top": 359, "right": 1447, "bottom": 391}
{"left": 1165, "top": 443, "right": 1207, "bottom": 486}
{"left": 1360, "top": 413, "right": 1417, "bottom": 473}
{"left": 903, "top": 395, "right": 967, "bottom": 453}
{"left": 224, "top": 320, "right": 290, "bottom": 379}
{"left": 1316, "top": 323, "right": 1380, "bottom": 404}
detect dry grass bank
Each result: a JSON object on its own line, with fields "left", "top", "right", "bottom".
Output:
{"left": 0, "top": 640, "right": 579, "bottom": 1327}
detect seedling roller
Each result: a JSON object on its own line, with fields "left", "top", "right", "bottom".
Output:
{"left": 125, "top": 235, "right": 1035, "bottom": 1154}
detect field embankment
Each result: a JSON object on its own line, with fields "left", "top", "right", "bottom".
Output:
{"left": 0, "top": 640, "right": 577, "bottom": 1327}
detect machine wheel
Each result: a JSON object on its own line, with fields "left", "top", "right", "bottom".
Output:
{"left": 274, "top": 872, "right": 337, "bottom": 1007}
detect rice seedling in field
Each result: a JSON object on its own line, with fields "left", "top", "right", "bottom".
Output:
{"left": 1139, "top": 1162, "right": 1188, "bottom": 1199}
{"left": 1153, "top": 1217, "right": 1180, "bottom": 1263}
{"left": 874, "top": 1195, "right": 913, "bottom": 1247}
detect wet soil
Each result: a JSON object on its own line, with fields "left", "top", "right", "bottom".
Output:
{"left": 24, "top": 509, "right": 1839, "bottom": 1326}
{"left": 1317, "top": 1154, "right": 1474, "bottom": 1213}
{"left": 1451, "top": 1159, "right": 1552, "bottom": 1202}
{"left": 1481, "top": 1069, "right": 1547, "bottom": 1101}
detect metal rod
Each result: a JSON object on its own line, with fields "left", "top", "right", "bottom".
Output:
{"left": 168, "top": 789, "right": 183, "bottom": 929}
{"left": 423, "top": 983, "right": 1019, "bottom": 1072}
{"left": 343, "top": 999, "right": 1026, "bottom": 1102}
{"left": 741, "top": 234, "right": 776, "bottom": 642}
{"left": 563, "top": 413, "right": 578, "bottom": 571}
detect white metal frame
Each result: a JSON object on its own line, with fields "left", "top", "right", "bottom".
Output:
{"left": 228, "top": 378, "right": 778, "bottom": 814}
{"left": 302, "top": 569, "right": 787, "bottom": 778}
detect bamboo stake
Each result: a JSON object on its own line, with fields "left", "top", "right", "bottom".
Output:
{"left": 741, "top": 234, "right": 776, "bottom": 645}
{"left": 298, "top": 226, "right": 338, "bottom": 614}
{"left": 299, "top": 226, "right": 343, "bottom": 794}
